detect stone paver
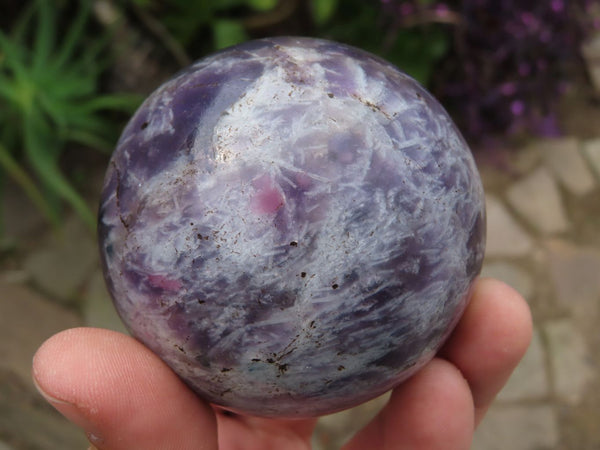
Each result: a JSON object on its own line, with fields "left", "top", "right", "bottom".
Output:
{"left": 0, "top": 282, "right": 86, "bottom": 449}
{"left": 511, "top": 141, "right": 543, "bottom": 174}
{"left": 22, "top": 217, "right": 98, "bottom": 303}
{"left": 497, "top": 328, "right": 549, "bottom": 401}
{"left": 545, "top": 319, "right": 595, "bottom": 405}
{"left": 0, "top": 369, "right": 89, "bottom": 450}
{"left": 582, "top": 138, "right": 600, "bottom": 179}
{"left": 545, "top": 240, "right": 600, "bottom": 321}
{"left": 542, "top": 137, "right": 596, "bottom": 195}
{"left": 506, "top": 167, "right": 570, "bottom": 234}
{"left": 1, "top": 181, "right": 46, "bottom": 242}
{"left": 481, "top": 261, "right": 534, "bottom": 300}
{"left": 484, "top": 195, "right": 534, "bottom": 258}
{"left": 472, "top": 405, "right": 559, "bottom": 450}
{"left": 0, "top": 269, "right": 28, "bottom": 285}
{"left": 0, "top": 282, "right": 81, "bottom": 383}
{"left": 313, "top": 393, "right": 389, "bottom": 449}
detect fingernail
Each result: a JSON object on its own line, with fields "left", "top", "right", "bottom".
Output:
{"left": 33, "top": 376, "right": 104, "bottom": 444}
{"left": 87, "top": 432, "right": 105, "bottom": 447}
{"left": 87, "top": 440, "right": 104, "bottom": 450}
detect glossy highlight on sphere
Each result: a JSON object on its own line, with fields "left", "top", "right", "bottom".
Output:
{"left": 98, "top": 37, "right": 486, "bottom": 418}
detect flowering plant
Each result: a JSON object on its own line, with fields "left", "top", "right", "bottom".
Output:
{"left": 381, "top": 0, "right": 598, "bottom": 141}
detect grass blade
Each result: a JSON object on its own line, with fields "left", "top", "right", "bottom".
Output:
{"left": 67, "top": 21, "right": 115, "bottom": 76}
{"left": 213, "top": 19, "right": 248, "bottom": 50}
{"left": 67, "top": 129, "right": 114, "bottom": 153}
{"left": 53, "top": 0, "right": 91, "bottom": 70}
{"left": 48, "top": 72, "right": 97, "bottom": 100}
{"left": 0, "top": 31, "right": 30, "bottom": 81}
{"left": 81, "top": 94, "right": 143, "bottom": 113}
{"left": 0, "top": 73, "right": 19, "bottom": 105}
{"left": 23, "top": 113, "right": 96, "bottom": 230}
{"left": 10, "top": 1, "right": 36, "bottom": 45}
{"left": 32, "top": 0, "right": 56, "bottom": 75}
{"left": 0, "top": 142, "right": 61, "bottom": 228}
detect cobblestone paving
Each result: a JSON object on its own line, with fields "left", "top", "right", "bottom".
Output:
{"left": 0, "top": 135, "right": 599, "bottom": 449}
{"left": 471, "top": 137, "right": 600, "bottom": 450}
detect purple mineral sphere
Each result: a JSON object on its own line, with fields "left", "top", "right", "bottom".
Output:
{"left": 98, "top": 36, "right": 485, "bottom": 418}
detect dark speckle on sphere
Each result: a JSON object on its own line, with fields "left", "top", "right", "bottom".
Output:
{"left": 98, "top": 36, "right": 486, "bottom": 418}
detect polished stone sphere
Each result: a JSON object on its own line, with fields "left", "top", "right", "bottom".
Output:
{"left": 98, "top": 36, "right": 485, "bottom": 418}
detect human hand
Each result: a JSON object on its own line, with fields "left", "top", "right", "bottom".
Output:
{"left": 32, "top": 278, "right": 532, "bottom": 450}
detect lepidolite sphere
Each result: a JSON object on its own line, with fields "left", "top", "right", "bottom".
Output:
{"left": 98, "top": 37, "right": 485, "bottom": 418}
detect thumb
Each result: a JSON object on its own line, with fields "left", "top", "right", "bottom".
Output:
{"left": 32, "top": 327, "right": 218, "bottom": 450}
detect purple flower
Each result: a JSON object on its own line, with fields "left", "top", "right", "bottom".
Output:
{"left": 379, "top": 0, "right": 597, "bottom": 142}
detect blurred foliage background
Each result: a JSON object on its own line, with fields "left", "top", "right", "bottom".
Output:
{"left": 1, "top": 0, "right": 599, "bottom": 232}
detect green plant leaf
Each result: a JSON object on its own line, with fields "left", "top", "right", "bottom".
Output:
{"left": 0, "top": 73, "right": 20, "bottom": 106}
{"left": 384, "top": 28, "right": 449, "bottom": 85}
{"left": 0, "top": 142, "right": 61, "bottom": 228}
{"left": 62, "top": 25, "right": 114, "bottom": 77}
{"left": 80, "top": 93, "right": 143, "bottom": 113}
{"left": 32, "top": 0, "right": 56, "bottom": 75}
{"left": 316, "top": 0, "right": 379, "bottom": 46}
{"left": 10, "top": 1, "right": 36, "bottom": 45}
{"left": 66, "top": 130, "right": 115, "bottom": 153}
{"left": 0, "top": 0, "right": 135, "bottom": 231}
{"left": 23, "top": 112, "right": 96, "bottom": 230}
{"left": 163, "top": 1, "right": 214, "bottom": 46}
{"left": 131, "top": 0, "right": 155, "bottom": 7}
{"left": 45, "top": 73, "right": 97, "bottom": 100}
{"left": 212, "top": 19, "right": 248, "bottom": 50}
{"left": 213, "top": 0, "right": 249, "bottom": 11}
{"left": 246, "top": 0, "right": 278, "bottom": 11}
{"left": 0, "top": 30, "right": 29, "bottom": 81}
{"left": 311, "top": 0, "right": 338, "bottom": 26}
{"left": 53, "top": 0, "right": 92, "bottom": 70}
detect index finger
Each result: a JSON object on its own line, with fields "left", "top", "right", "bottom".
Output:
{"left": 439, "top": 277, "right": 533, "bottom": 424}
